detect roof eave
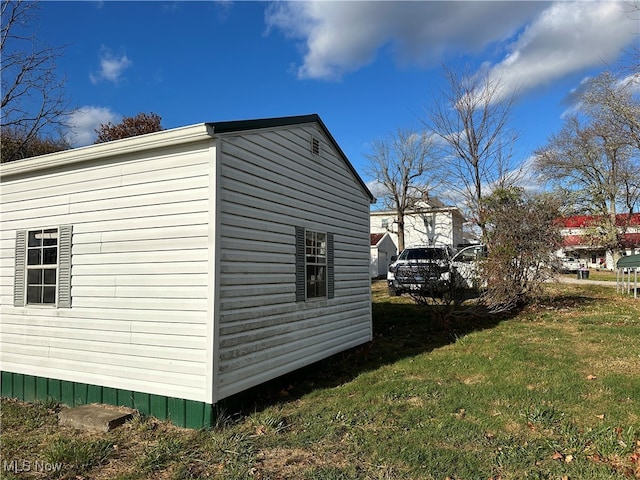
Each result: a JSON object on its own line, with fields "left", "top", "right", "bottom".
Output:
{"left": 0, "top": 123, "right": 214, "bottom": 178}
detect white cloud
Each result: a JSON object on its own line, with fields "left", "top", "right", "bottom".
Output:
{"left": 266, "top": 1, "right": 637, "bottom": 94}
{"left": 265, "top": 1, "right": 546, "bottom": 81}
{"left": 484, "top": 1, "right": 639, "bottom": 100}
{"left": 90, "top": 47, "right": 132, "bottom": 84}
{"left": 366, "top": 179, "right": 388, "bottom": 200}
{"left": 620, "top": 72, "right": 640, "bottom": 94}
{"left": 64, "top": 106, "right": 119, "bottom": 147}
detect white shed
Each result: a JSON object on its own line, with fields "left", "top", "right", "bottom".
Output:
{"left": 0, "top": 114, "right": 374, "bottom": 427}
{"left": 370, "top": 232, "right": 397, "bottom": 278}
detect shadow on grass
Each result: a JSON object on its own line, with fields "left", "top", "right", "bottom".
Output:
{"left": 537, "top": 293, "right": 602, "bottom": 311}
{"left": 216, "top": 282, "right": 539, "bottom": 419}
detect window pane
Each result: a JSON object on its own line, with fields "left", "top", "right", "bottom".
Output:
{"left": 318, "top": 234, "right": 326, "bottom": 249}
{"left": 306, "top": 265, "right": 326, "bottom": 298}
{"left": 42, "top": 229, "right": 58, "bottom": 246}
{"left": 43, "top": 247, "right": 57, "bottom": 264}
{"left": 27, "top": 286, "right": 42, "bottom": 304}
{"left": 306, "top": 265, "right": 314, "bottom": 296}
{"left": 316, "top": 266, "right": 326, "bottom": 297}
{"left": 28, "top": 231, "right": 42, "bottom": 247}
{"left": 27, "top": 249, "right": 41, "bottom": 265}
{"left": 28, "top": 269, "right": 43, "bottom": 284}
{"left": 42, "top": 286, "right": 56, "bottom": 304}
{"left": 44, "top": 269, "right": 57, "bottom": 285}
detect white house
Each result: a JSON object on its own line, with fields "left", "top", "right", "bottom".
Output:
{"left": 370, "top": 198, "right": 466, "bottom": 251}
{"left": 0, "top": 114, "right": 375, "bottom": 427}
{"left": 370, "top": 232, "right": 397, "bottom": 278}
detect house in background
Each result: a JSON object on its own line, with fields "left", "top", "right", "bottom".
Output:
{"left": 0, "top": 114, "right": 375, "bottom": 428}
{"left": 558, "top": 213, "right": 640, "bottom": 269}
{"left": 370, "top": 198, "right": 466, "bottom": 251}
{"left": 370, "top": 232, "right": 397, "bottom": 278}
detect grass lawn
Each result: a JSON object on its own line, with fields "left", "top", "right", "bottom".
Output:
{"left": 2, "top": 281, "right": 639, "bottom": 479}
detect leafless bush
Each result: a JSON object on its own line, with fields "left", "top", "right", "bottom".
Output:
{"left": 478, "top": 187, "right": 562, "bottom": 313}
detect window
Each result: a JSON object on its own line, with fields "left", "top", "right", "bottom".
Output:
{"left": 295, "top": 227, "right": 334, "bottom": 301}
{"left": 306, "top": 231, "right": 327, "bottom": 298}
{"left": 14, "top": 225, "right": 72, "bottom": 308}
{"left": 452, "top": 245, "right": 487, "bottom": 263}
{"left": 27, "top": 228, "right": 58, "bottom": 304}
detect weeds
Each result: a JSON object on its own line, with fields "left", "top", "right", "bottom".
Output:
{"left": 44, "top": 437, "right": 113, "bottom": 478}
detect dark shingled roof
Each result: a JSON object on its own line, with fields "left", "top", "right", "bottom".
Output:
{"left": 370, "top": 233, "right": 385, "bottom": 246}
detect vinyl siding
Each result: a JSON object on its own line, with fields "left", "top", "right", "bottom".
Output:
{"left": 1, "top": 119, "right": 373, "bottom": 409}
{"left": 0, "top": 142, "right": 213, "bottom": 402}
{"left": 215, "top": 124, "right": 372, "bottom": 400}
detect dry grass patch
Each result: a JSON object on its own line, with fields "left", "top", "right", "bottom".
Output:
{"left": 253, "top": 447, "right": 351, "bottom": 479}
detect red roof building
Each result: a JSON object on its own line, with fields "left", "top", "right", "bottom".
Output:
{"left": 558, "top": 213, "right": 640, "bottom": 269}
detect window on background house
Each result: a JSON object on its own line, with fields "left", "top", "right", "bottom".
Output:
{"left": 14, "top": 226, "right": 72, "bottom": 308}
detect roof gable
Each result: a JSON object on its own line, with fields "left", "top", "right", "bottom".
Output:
{"left": 209, "top": 114, "right": 374, "bottom": 203}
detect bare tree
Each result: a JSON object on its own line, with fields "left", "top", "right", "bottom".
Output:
{"left": 581, "top": 70, "right": 640, "bottom": 152}
{"left": 366, "top": 127, "right": 437, "bottom": 251}
{"left": 535, "top": 69, "right": 640, "bottom": 265}
{"left": 94, "top": 113, "right": 163, "bottom": 143}
{"left": 1, "top": 1, "right": 71, "bottom": 162}
{"left": 425, "top": 65, "right": 520, "bottom": 239}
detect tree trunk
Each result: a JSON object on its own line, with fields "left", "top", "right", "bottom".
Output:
{"left": 397, "top": 211, "right": 405, "bottom": 252}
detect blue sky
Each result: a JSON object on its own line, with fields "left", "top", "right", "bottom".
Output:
{"left": 32, "top": 1, "right": 639, "bottom": 194}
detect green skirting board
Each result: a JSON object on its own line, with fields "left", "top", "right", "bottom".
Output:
{"left": 0, "top": 371, "right": 213, "bottom": 429}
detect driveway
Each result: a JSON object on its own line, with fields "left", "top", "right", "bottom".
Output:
{"left": 555, "top": 276, "right": 617, "bottom": 287}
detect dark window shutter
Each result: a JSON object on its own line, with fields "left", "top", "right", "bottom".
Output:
{"left": 13, "top": 230, "right": 26, "bottom": 307}
{"left": 295, "top": 227, "right": 305, "bottom": 302}
{"left": 327, "top": 232, "right": 334, "bottom": 299}
{"left": 57, "top": 225, "right": 73, "bottom": 308}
